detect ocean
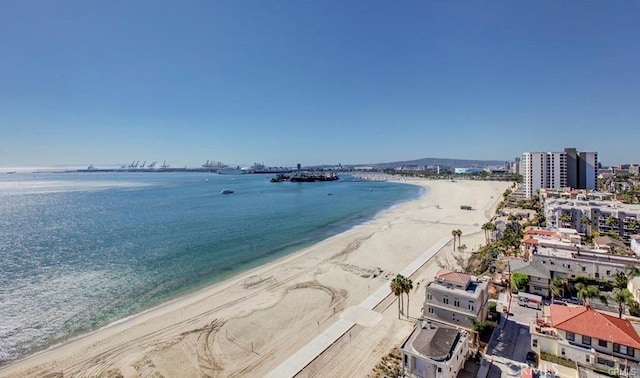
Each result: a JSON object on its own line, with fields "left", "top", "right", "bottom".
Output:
{"left": 0, "top": 171, "right": 422, "bottom": 365}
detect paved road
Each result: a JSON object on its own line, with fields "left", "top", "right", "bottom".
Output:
{"left": 484, "top": 296, "right": 535, "bottom": 377}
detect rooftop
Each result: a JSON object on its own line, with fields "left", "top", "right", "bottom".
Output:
{"left": 404, "top": 322, "right": 462, "bottom": 361}
{"left": 435, "top": 268, "right": 471, "bottom": 287}
{"left": 550, "top": 304, "right": 640, "bottom": 348}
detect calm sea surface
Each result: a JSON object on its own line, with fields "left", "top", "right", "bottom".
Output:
{"left": 0, "top": 171, "right": 422, "bottom": 365}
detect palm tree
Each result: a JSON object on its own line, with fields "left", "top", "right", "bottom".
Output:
{"left": 628, "top": 218, "right": 640, "bottom": 232}
{"left": 611, "top": 288, "right": 634, "bottom": 318}
{"left": 559, "top": 213, "right": 571, "bottom": 228}
{"left": 550, "top": 277, "right": 564, "bottom": 301}
{"left": 580, "top": 215, "right": 592, "bottom": 233}
{"left": 455, "top": 229, "right": 462, "bottom": 249}
{"left": 390, "top": 275, "right": 404, "bottom": 319}
{"left": 451, "top": 229, "right": 457, "bottom": 251}
{"left": 481, "top": 222, "right": 496, "bottom": 244}
{"left": 606, "top": 215, "right": 619, "bottom": 229}
{"left": 481, "top": 223, "right": 490, "bottom": 245}
{"left": 576, "top": 283, "right": 600, "bottom": 308}
{"left": 402, "top": 276, "right": 414, "bottom": 318}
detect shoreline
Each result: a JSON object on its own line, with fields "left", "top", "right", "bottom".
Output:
{"left": 1, "top": 180, "right": 425, "bottom": 369}
{"left": 1, "top": 178, "right": 510, "bottom": 377}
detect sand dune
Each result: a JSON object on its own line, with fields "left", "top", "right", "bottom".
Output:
{"left": 0, "top": 178, "right": 510, "bottom": 378}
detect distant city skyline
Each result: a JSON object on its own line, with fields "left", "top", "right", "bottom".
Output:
{"left": 2, "top": 2, "right": 639, "bottom": 168}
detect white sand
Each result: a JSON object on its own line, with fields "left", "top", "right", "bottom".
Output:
{"left": 0, "top": 178, "right": 510, "bottom": 378}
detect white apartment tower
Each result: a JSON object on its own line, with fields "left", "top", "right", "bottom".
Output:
{"left": 522, "top": 152, "right": 567, "bottom": 199}
{"left": 522, "top": 148, "right": 597, "bottom": 198}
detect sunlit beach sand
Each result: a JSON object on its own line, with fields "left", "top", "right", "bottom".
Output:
{"left": 0, "top": 178, "right": 509, "bottom": 378}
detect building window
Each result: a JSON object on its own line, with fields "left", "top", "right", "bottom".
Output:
{"left": 533, "top": 339, "right": 538, "bottom": 348}
{"left": 582, "top": 267, "right": 586, "bottom": 272}
{"left": 599, "top": 339, "right": 607, "bottom": 347}
{"left": 561, "top": 348, "right": 566, "bottom": 356}
{"left": 606, "top": 270, "right": 611, "bottom": 276}
{"left": 454, "top": 298, "right": 460, "bottom": 307}
{"left": 616, "top": 344, "right": 635, "bottom": 357}
{"left": 597, "top": 357, "right": 615, "bottom": 367}
{"left": 437, "top": 367, "right": 442, "bottom": 373}
{"left": 468, "top": 301, "right": 475, "bottom": 311}
{"left": 428, "top": 307, "right": 434, "bottom": 314}
{"left": 443, "top": 296, "right": 449, "bottom": 305}
{"left": 585, "top": 355, "right": 590, "bottom": 363}
{"left": 595, "top": 273, "right": 600, "bottom": 278}
{"left": 566, "top": 332, "right": 575, "bottom": 341}
{"left": 567, "top": 265, "right": 571, "bottom": 269}
{"left": 427, "top": 293, "right": 432, "bottom": 300}
{"left": 583, "top": 336, "right": 591, "bottom": 346}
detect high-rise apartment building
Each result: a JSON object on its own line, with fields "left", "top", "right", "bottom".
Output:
{"left": 522, "top": 148, "right": 598, "bottom": 198}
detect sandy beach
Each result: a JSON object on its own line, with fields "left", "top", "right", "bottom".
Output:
{"left": 1, "top": 178, "right": 510, "bottom": 378}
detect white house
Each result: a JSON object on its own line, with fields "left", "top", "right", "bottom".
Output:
{"left": 401, "top": 320, "right": 469, "bottom": 378}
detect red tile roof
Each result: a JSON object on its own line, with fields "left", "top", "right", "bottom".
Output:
{"left": 550, "top": 305, "right": 640, "bottom": 348}
{"left": 522, "top": 235, "right": 539, "bottom": 245}
{"left": 436, "top": 269, "right": 471, "bottom": 286}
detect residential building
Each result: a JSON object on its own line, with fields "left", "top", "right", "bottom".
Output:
{"left": 521, "top": 227, "right": 640, "bottom": 283}
{"left": 423, "top": 269, "right": 489, "bottom": 330}
{"left": 539, "top": 188, "right": 614, "bottom": 202}
{"left": 513, "top": 157, "right": 521, "bottom": 175}
{"left": 544, "top": 198, "right": 640, "bottom": 244}
{"left": 521, "top": 148, "right": 598, "bottom": 199}
{"left": 522, "top": 152, "right": 567, "bottom": 199}
{"left": 401, "top": 320, "right": 469, "bottom": 378}
{"left": 509, "top": 260, "right": 554, "bottom": 298}
{"left": 531, "top": 305, "right": 640, "bottom": 375}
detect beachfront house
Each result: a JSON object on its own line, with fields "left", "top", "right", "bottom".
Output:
{"left": 401, "top": 320, "right": 469, "bottom": 378}
{"left": 531, "top": 304, "right": 640, "bottom": 375}
{"left": 423, "top": 269, "right": 489, "bottom": 331}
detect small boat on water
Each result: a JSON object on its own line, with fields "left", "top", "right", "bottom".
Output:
{"left": 220, "top": 189, "right": 234, "bottom": 194}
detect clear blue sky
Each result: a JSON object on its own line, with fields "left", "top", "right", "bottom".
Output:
{"left": 1, "top": 1, "right": 639, "bottom": 168}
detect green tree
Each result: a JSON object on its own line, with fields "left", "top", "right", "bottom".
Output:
{"left": 390, "top": 275, "right": 405, "bottom": 319}
{"left": 611, "top": 288, "right": 634, "bottom": 318}
{"left": 455, "top": 229, "right": 462, "bottom": 249}
{"left": 451, "top": 229, "right": 457, "bottom": 251}
{"left": 613, "top": 271, "right": 629, "bottom": 289}
{"left": 606, "top": 215, "right": 619, "bottom": 228}
{"left": 511, "top": 273, "right": 530, "bottom": 293}
{"left": 628, "top": 218, "right": 640, "bottom": 232}
{"left": 575, "top": 283, "right": 600, "bottom": 307}
{"left": 402, "top": 276, "right": 414, "bottom": 319}
{"left": 559, "top": 213, "right": 571, "bottom": 228}
{"left": 580, "top": 215, "right": 592, "bottom": 233}
{"left": 551, "top": 277, "right": 564, "bottom": 301}
{"left": 482, "top": 222, "right": 496, "bottom": 244}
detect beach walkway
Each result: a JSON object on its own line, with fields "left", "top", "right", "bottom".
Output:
{"left": 266, "top": 235, "right": 453, "bottom": 378}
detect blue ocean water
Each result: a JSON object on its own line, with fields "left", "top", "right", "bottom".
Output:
{"left": 0, "top": 172, "right": 422, "bottom": 365}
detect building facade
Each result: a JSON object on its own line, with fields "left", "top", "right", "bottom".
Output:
{"left": 531, "top": 305, "right": 640, "bottom": 376}
{"left": 544, "top": 199, "right": 640, "bottom": 245}
{"left": 423, "top": 269, "right": 489, "bottom": 330}
{"left": 521, "top": 148, "right": 598, "bottom": 199}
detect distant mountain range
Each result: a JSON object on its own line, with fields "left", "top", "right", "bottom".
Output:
{"left": 362, "top": 157, "right": 507, "bottom": 169}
